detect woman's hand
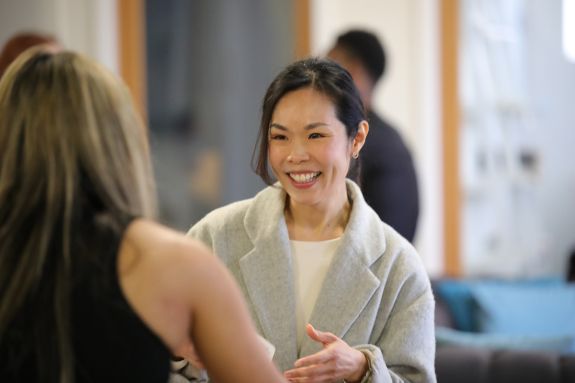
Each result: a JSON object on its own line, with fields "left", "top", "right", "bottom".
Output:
{"left": 284, "top": 324, "right": 368, "bottom": 383}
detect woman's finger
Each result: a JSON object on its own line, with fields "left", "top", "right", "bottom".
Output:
{"left": 306, "top": 323, "right": 339, "bottom": 345}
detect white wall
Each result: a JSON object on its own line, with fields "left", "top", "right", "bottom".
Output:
{"left": 311, "top": 0, "right": 443, "bottom": 276}
{"left": 0, "top": 0, "right": 118, "bottom": 72}
{"left": 526, "top": 0, "right": 575, "bottom": 275}
{"left": 458, "top": 0, "right": 575, "bottom": 278}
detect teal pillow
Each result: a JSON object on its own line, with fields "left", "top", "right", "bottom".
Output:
{"left": 436, "top": 326, "right": 575, "bottom": 353}
{"left": 435, "top": 278, "right": 565, "bottom": 333}
{"left": 435, "top": 280, "right": 478, "bottom": 332}
{"left": 471, "top": 284, "right": 575, "bottom": 339}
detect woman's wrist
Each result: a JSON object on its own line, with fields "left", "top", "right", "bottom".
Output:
{"left": 343, "top": 349, "right": 370, "bottom": 383}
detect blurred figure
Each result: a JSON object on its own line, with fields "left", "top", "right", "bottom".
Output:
{"left": 0, "top": 48, "right": 286, "bottom": 383}
{"left": 0, "top": 31, "right": 61, "bottom": 78}
{"left": 328, "top": 29, "right": 420, "bottom": 242}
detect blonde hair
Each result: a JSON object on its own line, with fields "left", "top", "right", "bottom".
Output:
{"left": 0, "top": 48, "right": 156, "bottom": 382}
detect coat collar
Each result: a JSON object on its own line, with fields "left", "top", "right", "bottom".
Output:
{"left": 239, "top": 180, "right": 387, "bottom": 369}
{"left": 240, "top": 184, "right": 297, "bottom": 369}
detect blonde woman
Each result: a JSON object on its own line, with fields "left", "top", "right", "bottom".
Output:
{"left": 0, "top": 48, "right": 287, "bottom": 383}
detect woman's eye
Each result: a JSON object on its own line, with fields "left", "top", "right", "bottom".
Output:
{"left": 270, "top": 134, "right": 287, "bottom": 141}
{"left": 309, "top": 133, "right": 323, "bottom": 139}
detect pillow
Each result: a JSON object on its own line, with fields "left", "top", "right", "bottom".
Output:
{"left": 435, "top": 326, "right": 575, "bottom": 353}
{"left": 434, "top": 278, "right": 565, "bottom": 333}
{"left": 434, "top": 280, "right": 478, "bottom": 332}
{"left": 471, "top": 283, "right": 575, "bottom": 338}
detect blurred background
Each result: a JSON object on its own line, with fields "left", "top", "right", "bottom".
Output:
{"left": 1, "top": 0, "right": 574, "bottom": 280}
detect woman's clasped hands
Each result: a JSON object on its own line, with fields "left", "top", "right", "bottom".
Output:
{"left": 284, "top": 324, "right": 368, "bottom": 383}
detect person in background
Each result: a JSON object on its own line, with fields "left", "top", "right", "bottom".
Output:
{"left": 328, "top": 29, "right": 420, "bottom": 242}
{"left": 0, "top": 31, "right": 61, "bottom": 78}
{"left": 0, "top": 47, "right": 287, "bottom": 383}
{"left": 182, "top": 57, "right": 435, "bottom": 382}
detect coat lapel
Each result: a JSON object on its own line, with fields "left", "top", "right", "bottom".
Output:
{"left": 300, "top": 181, "right": 386, "bottom": 356}
{"left": 238, "top": 185, "right": 298, "bottom": 371}
{"left": 237, "top": 181, "right": 387, "bottom": 366}
{"left": 299, "top": 247, "right": 380, "bottom": 356}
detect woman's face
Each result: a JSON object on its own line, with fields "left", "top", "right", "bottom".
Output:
{"left": 268, "top": 87, "right": 361, "bottom": 211}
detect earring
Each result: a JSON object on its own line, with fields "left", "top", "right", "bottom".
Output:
{"left": 352, "top": 152, "right": 359, "bottom": 159}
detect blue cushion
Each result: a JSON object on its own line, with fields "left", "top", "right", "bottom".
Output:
{"left": 434, "top": 278, "right": 565, "bottom": 333}
{"left": 434, "top": 279, "right": 478, "bottom": 332}
{"left": 471, "top": 283, "right": 575, "bottom": 339}
{"left": 436, "top": 326, "right": 575, "bottom": 353}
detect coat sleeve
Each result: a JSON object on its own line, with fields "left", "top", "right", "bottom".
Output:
{"left": 355, "top": 252, "right": 436, "bottom": 383}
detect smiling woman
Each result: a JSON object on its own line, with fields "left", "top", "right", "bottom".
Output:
{"left": 179, "top": 58, "right": 436, "bottom": 383}
{"left": 268, "top": 87, "right": 367, "bottom": 236}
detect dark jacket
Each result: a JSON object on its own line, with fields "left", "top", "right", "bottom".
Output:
{"left": 359, "top": 110, "right": 419, "bottom": 242}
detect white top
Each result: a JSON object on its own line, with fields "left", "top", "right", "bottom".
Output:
{"left": 290, "top": 237, "right": 341, "bottom": 350}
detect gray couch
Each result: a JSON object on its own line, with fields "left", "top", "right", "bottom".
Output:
{"left": 436, "top": 345, "right": 575, "bottom": 383}
{"left": 433, "top": 281, "right": 575, "bottom": 383}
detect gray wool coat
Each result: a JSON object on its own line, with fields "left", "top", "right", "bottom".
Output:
{"left": 187, "top": 180, "right": 436, "bottom": 383}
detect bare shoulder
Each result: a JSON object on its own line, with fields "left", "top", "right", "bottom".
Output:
{"left": 119, "top": 219, "right": 217, "bottom": 298}
{"left": 117, "top": 219, "right": 219, "bottom": 351}
{"left": 125, "top": 219, "right": 211, "bottom": 261}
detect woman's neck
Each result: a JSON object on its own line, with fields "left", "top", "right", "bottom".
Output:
{"left": 284, "top": 194, "right": 351, "bottom": 241}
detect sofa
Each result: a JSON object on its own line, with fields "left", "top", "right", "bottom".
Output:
{"left": 432, "top": 278, "right": 575, "bottom": 383}
{"left": 436, "top": 345, "right": 575, "bottom": 383}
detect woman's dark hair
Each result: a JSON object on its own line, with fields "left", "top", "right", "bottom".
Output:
{"left": 252, "top": 57, "right": 366, "bottom": 185}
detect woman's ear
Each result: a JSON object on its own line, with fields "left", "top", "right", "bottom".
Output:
{"left": 352, "top": 120, "right": 369, "bottom": 155}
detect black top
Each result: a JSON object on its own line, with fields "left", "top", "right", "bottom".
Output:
{"left": 360, "top": 110, "right": 420, "bottom": 242}
{"left": 0, "top": 216, "right": 171, "bottom": 382}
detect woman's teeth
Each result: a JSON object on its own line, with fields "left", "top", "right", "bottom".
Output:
{"left": 289, "top": 172, "right": 320, "bottom": 183}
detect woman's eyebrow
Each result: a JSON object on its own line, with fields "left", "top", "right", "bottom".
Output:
{"left": 269, "top": 122, "right": 328, "bottom": 130}
{"left": 270, "top": 123, "right": 287, "bottom": 131}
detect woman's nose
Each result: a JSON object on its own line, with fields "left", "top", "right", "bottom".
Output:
{"left": 286, "top": 142, "right": 309, "bottom": 163}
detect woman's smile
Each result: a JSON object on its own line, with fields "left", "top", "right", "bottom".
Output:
{"left": 287, "top": 171, "right": 322, "bottom": 187}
